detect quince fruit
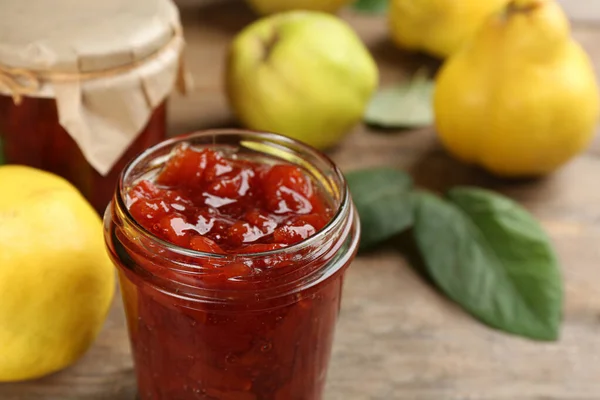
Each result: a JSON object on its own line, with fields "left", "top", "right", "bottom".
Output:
{"left": 434, "top": 0, "right": 600, "bottom": 177}
{"left": 0, "top": 166, "right": 115, "bottom": 381}
{"left": 225, "top": 11, "right": 379, "bottom": 150}
{"left": 389, "top": 0, "right": 510, "bottom": 58}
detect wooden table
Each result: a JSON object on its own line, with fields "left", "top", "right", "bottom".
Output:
{"left": 4, "top": 2, "right": 600, "bottom": 399}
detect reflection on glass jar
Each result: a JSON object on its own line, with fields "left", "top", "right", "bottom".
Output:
{"left": 104, "top": 130, "right": 360, "bottom": 400}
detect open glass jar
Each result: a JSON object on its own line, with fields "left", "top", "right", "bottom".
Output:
{"left": 104, "top": 130, "right": 360, "bottom": 400}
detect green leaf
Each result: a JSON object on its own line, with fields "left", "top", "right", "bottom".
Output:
{"left": 365, "top": 70, "right": 435, "bottom": 129}
{"left": 346, "top": 168, "right": 413, "bottom": 250}
{"left": 351, "top": 0, "right": 389, "bottom": 14}
{"left": 413, "top": 188, "right": 563, "bottom": 341}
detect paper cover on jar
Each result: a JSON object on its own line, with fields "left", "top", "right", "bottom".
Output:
{"left": 0, "top": 0, "right": 193, "bottom": 176}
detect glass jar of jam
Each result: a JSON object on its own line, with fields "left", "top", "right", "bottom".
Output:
{"left": 0, "top": 0, "right": 189, "bottom": 214}
{"left": 104, "top": 129, "right": 360, "bottom": 400}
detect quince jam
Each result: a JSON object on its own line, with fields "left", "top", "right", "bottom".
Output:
{"left": 128, "top": 144, "right": 332, "bottom": 255}
{"left": 113, "top": 142, "right": 354, "bottom": 400}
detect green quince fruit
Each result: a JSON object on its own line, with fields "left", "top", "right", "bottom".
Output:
{"left": 225, "top": 11, "right": 379, "bottom": 150}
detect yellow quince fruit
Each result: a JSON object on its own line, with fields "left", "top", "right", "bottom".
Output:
{"left": 0, "top": 166, "right": 115, "bottom": 381}
{"left": 434, "top": 0, "right": 600, "bottom": 177}
{"left": 389, "top": 0, "right": 510, "bottom": 58}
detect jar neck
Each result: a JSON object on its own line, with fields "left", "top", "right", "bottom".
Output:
{"left": 105, "top": 129, "right": 360, "bottom": 305}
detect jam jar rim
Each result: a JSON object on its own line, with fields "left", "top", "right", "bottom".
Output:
{"left": 114, "top": 128, "right": 353, "bottom": 262}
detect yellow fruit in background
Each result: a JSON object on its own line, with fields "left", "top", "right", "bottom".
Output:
{"left": 434, "top": 0, "right": 600, "bottom": 177}
{"left": 389, "top": 0, "right": 510, "bottom": 59}
{"left": 0, "top": 166, "right": 115, "bottom": 382}
{"left": 226, "top": 11, "right": 379, "bottom": 150}
{"left": 246, "top": 0, "right": 352, "bottom": 15}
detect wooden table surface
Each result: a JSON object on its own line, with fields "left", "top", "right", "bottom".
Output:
{"left": 4, "top": 2, "right": 600, "bottom": 399}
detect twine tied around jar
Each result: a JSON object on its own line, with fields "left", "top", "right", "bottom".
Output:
{"left": 0, "top": 66, "right": 40, "bottom": 105}
{"left": 0, "top": 27, "right": 187, "bottom": 106}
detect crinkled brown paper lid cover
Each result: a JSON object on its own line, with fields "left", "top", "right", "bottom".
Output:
{"left": 0, "top": 0, "right": 193, "bottom": 176}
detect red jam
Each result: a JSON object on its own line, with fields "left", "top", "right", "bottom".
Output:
{"left": 115, "top": 143, "right": 350, "bottom": 400}
{"left": 128, "top": 144, "right": 332, "bottom": 255}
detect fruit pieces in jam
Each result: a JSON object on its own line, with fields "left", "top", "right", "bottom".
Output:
{"left": 121, "top": 143, "right": 345, "bottom": 399}
{"left": 127, "top": 144, "right": 332, "bottom": 255}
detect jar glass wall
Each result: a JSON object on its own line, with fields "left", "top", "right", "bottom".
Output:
{"left": 103, "top": 130, "right": 360, "bottom": 400}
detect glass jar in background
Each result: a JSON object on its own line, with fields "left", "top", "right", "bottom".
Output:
{"left": 104, "top": 130, "right": 360, "bottom": 400}
{"left": 0, "top": 0, "right": 190, "bottom": 214}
